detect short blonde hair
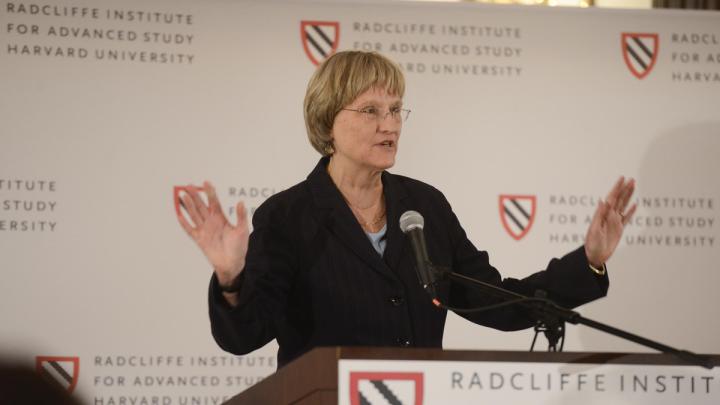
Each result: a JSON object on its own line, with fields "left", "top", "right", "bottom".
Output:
{"left": 304, "top": 51, "right": 405, "bottom": 156}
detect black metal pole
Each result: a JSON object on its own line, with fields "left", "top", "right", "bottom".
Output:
{"left": 439, "top": 268, "right": 714, "bottom": 370}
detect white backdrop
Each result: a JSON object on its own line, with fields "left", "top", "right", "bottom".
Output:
{"left": 1, "top": 0, "right": 719, "bottom": 403}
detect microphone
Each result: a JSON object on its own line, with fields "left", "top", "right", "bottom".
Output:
{"left": 399, "top": 210, "right": 437, "bottom": 299}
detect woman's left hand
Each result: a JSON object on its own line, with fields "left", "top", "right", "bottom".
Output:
{"left": 585, "top": 177, "right": 637, "bottom": 268}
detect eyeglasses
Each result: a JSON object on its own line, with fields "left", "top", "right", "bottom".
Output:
{"left": 341, "top": 106, "right": 411, "bottom": 123}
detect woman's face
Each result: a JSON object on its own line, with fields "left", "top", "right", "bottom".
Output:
{"left": 330, "top": 86, "right": 402, "bottom": 172}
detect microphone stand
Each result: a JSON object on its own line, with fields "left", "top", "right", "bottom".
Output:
{"left": 530, "top": 289, "right": 565, "bottom": 353}
{"left": 428, "top": 263, "right": 715, "bottom": 370}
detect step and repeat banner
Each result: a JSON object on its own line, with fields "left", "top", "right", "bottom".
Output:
{"left": 1, "top": 0, "right": 719, "bottom": 403}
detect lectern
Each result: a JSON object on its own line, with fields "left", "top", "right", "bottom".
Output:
{"left": 225, "top": 347, "right": 719, "bottom": 405}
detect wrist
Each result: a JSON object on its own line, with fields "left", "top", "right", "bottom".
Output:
{"left": 583, "top": 245, "right": 604, "bottom": 269}
{"left": 215, "top": 262, "right": 244, "bottom": 284}
{"left": 217, "top": 270, "right": 244, "bottom": 293}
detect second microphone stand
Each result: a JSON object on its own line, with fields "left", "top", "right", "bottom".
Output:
{"left": 427, "top": 263, "right": 714, "bottom": 370}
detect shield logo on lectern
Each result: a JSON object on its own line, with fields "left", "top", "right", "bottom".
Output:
{"left": 349, "top": 371, "right": 423, "bottom": 405}
{"left": 499, "top": 194, "right": 537, "bottom": 241}
{"left": 36, "top": 356, "right": 80, "bottom": 394}
{"left": 301, "top": 21, "right": 340, "bottom": 66}
{"left": 621, "top": 33, "right": 659, "bottom": 79}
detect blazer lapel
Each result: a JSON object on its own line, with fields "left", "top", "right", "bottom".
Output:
{"left": 381, "top": 171, "right": 409, "bottom": 273}
{"left": 306, "top": 158, "right": 398, "bottom": 282}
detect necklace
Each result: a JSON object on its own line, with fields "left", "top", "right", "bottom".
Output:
{"left": 353, "top": 207, "right": 386, "bottom": 228}
{"left": 347, "top": 196, "right": 386, "bottom": 232}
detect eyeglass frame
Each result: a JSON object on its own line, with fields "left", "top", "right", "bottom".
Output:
{"left": 340, "top": 106, "right": 412, "bottom": 123}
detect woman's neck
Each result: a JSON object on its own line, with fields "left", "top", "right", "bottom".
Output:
{"left": 327, "top": 155, "right": 383, "bottom": 209}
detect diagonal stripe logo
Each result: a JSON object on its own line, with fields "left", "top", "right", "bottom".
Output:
{"left": 300, "top": 21, "right": 340, "bottom": 66}
{"left": 621, "top": 33, "right": 659, "bottom": 79}
{"left": 350, "top": 372, "right": 423, "bottom": 405}
{"left": 499, "top": 194, "right": 537, "bottom": 241}
{"left": 36, "top": 356, "right": 80, "bottom": 394}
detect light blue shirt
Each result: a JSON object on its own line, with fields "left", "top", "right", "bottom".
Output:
{"left": 366, "top": 224, "right": 387, "bottom": 256}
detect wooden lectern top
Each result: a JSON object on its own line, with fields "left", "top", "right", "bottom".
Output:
{"left": 225, "top": 347, "right": 719, "bottom": 405}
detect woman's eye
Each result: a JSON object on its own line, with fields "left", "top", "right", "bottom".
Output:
{"left": 390, "top": 107, "right": 402, "bottom": 114}
{"left": 361, "top": 107, "right": 377, "bottom": 114}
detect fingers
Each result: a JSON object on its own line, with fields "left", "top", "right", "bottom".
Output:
{"left": 585, "top": 178, "right": 637, "bottom": 266}
{"left": 186, "top": 185, "right": 209, "bottom": 220}
{"left": 617, "top": 178, "right": 636, "bottom": 213}
{"left": 586, "top": 201, "right": 608, "bottom": 247}
{"left": 235, "top": 201, "right": 248, "bottom": 229}
{"left": 590, "top": 200, "right": 609, "bottom": 232}
{"left": 605, "top": 177, "right": 637, "bottom": 221}
{"left": 622, "top": 203, "right": 638, "bottom": 225}
{"left": 605, "top": 176, "right": 625, "bottom": 208}
{"left": 181, "top": 192, "right": 205, "bottom": 228}
{"left": 204, "top": 181, "right": 223, "bottom": 214}
{"left": 176, "top": 203, "right": 197, "bottom": 237}
{"left": 176, "top": 182, "right": 247, "bottom": 237}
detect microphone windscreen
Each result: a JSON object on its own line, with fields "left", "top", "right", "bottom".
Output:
{"left": 400, "top": 210, "right": 424, "bottom": 233}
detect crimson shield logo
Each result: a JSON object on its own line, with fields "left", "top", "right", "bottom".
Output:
{"left": 621, "top": 33, "right": 659, "bottom": 79}
{"left": 301, "top": 21, "right": 340, "bottom": 66}
{"left": 499, "top": 195, "right": 536, "bottom": 241}
{"left": 36, "top": 356, "right": 80, "bottom": 394}
{"left": 350, "top": 372, "right": 423, "bottom": 405}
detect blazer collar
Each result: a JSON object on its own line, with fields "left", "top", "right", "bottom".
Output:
{"left": 307, "top": 157, "right": 409, "bottom": 280}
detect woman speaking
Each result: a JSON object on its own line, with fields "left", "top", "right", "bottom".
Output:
{"left": 176, "top": 51, "right": 636, "bottom": 368}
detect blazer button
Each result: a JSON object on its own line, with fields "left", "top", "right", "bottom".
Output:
{"left": 389, "top": 296, "right": 405, "bottom": 306}
{"left": 396, "top": 338, "right": 411, "bottom": 347}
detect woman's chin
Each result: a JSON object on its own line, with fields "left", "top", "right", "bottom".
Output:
{"left": 371, "top": 155, "right": 396, "bottom": 171}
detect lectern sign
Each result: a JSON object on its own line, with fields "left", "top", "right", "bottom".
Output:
{"left": 339, "top": 359, "right": 720, "bottom": 405}
{"left": 349, "top": 371, "right": 423, "bottom": 405}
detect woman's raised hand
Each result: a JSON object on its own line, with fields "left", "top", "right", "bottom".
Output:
{"left": 584, "top": 177, "right": 637, "bottom": 268}
{"left": 176, "top": 181, "right": 249, "bottom": 287}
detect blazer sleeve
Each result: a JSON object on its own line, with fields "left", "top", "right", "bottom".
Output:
{"left": 207, "top": 198, "right": 298, "bottom": 355}
{"left": 440, "top": 192, "right": 609, "bottom": 331}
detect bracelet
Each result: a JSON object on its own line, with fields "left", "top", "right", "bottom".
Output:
{"left": 588, "top": 262, "right": 607, "bottom": 276}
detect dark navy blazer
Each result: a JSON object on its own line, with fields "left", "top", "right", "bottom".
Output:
{"left": 208, "top": 158, "right": 608, "bottom": 367}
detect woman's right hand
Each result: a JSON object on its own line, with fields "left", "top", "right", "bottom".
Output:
{"left": 176, "top": 181, "right": 249, "bottom": 288}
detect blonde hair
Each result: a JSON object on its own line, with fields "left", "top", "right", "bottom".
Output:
{"left": 303, "top": 51, "right": 405, "bottom": 156}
